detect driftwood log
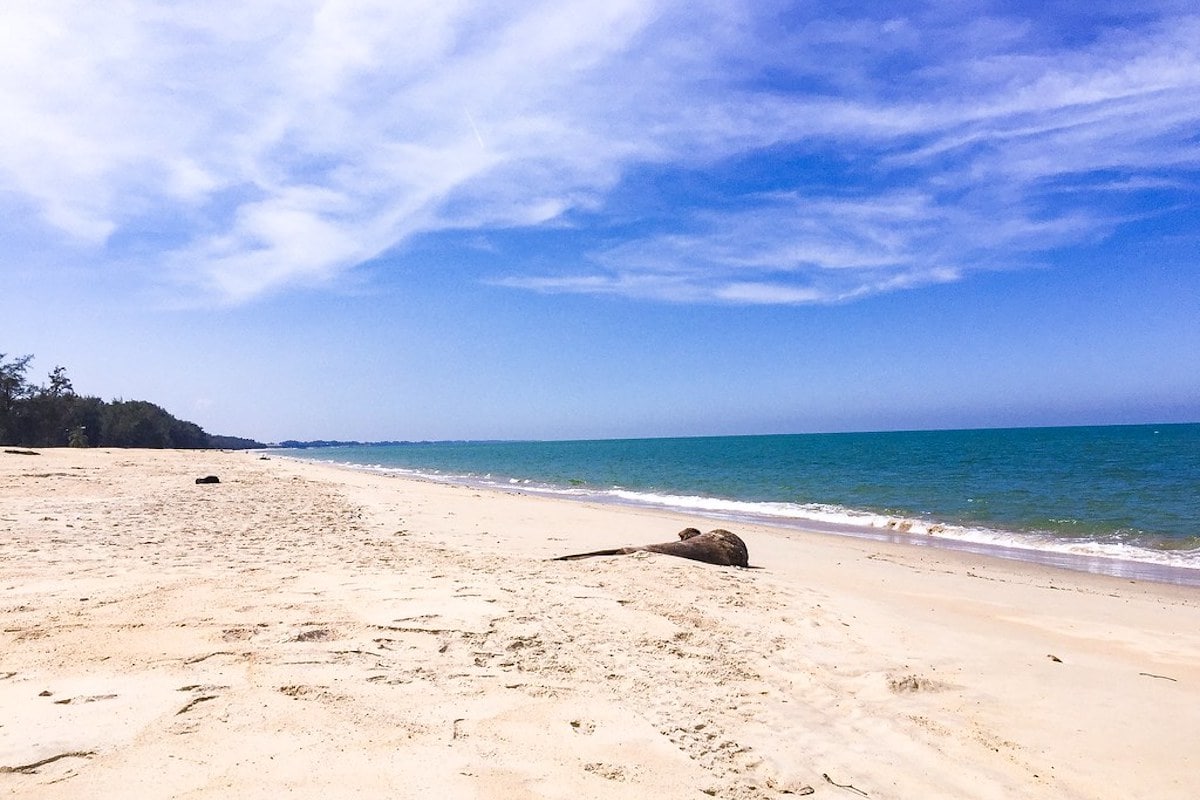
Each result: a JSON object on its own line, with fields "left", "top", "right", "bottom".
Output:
{"left": 553, "top": 528, "right": 750, "bottom": 568}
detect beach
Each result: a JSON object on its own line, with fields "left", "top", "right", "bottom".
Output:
{"left": 2, "top": 448, "right": 1198, "bottom": 799}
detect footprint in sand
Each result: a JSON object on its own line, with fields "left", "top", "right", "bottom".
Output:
{"left": 289, "top": 627, "right": 336, "bottom": 642}
{"left": 51, "top": 694, "right": 118, "bottom": 705}
{"left": 584, "top": 762, "right": 629, "bottom": 781}
{"left": 888, "top": 674, "right": 948, "bottom": 693}
{"left": 221, "top": 627, "right": 259, "bottom": 641}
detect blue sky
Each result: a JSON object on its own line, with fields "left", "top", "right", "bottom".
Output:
{"left": 2, "top": 1, "right": 1198, "bottom": 442}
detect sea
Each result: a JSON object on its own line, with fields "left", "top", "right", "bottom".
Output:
{"left": 275, "top": 423, "right": 1200, "bottom": 586}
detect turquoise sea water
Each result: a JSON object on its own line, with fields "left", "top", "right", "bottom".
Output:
{"left": 278, "top": 424, "right": 1200, "bottom": 583}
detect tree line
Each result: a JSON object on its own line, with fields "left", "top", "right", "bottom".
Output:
{"left": 0, "top": 353, "right": 262, "bottom": 449}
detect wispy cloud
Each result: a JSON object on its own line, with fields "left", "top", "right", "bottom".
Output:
{"left": 1, "top": 2, "right": 1197, "bottom": 305}
{"left": 504, "top": 10, "right": 1200, "bottom": 303}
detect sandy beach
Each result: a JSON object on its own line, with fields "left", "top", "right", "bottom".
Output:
{"left": 2, "top": 448, "right": 1198, "bottom": 799}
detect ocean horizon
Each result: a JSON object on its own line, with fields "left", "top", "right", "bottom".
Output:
{"left": 274, "top": 422, "right": 1200, "bottom": 585}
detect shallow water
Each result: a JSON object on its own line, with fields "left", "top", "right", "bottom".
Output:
{"left": 278, "top": 423, "right": 1200, "bottom": 584}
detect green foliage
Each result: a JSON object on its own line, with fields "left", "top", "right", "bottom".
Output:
{"left": 98, "top": 400, "right": 210, "bottom": 448}
{"left": 0, "top": 353, "right": 34, "bottom": 443}
{"left": 47, "top": 365, "right": 74, "bottom": 398}
{"left": 208, "top": 434, "right": 267, "bottom": 450}
{"left": 0, "top": 355, "right": 263, "bottom": 449}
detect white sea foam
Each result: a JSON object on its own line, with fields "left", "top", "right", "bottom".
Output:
{"left": 591, "top": 487, "right": 1200, "bottom": 573}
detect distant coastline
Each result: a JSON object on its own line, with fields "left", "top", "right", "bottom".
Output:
{"left": 268, "top": 420, "right": 1200, "bottom": 449}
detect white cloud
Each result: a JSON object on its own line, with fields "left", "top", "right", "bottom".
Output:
{"left": 501, "top": 192, "right": 973, "bottom": 304}
{"left": 1, "top": 2, "right": 1197, "bottom": 305}
{"left": 500, "top": 10, "right": 1200, "bottom": 304}
{"left": 0, "top": 1, "right": 684, "bottom": 298}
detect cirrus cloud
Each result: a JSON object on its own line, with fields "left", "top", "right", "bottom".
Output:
{"left": 1, "top": 1, "right": 1197, "bottom": 305}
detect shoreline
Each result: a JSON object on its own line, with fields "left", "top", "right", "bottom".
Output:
{"left": 280, "top": 453, "right": 1200, "bottom": 588}
{"left": 3, "top": 448, "right": 1199, "bottom": 798}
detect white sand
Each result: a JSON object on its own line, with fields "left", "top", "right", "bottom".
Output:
{"left": 2, "top": 448, "right": 1198, "bottom": 799}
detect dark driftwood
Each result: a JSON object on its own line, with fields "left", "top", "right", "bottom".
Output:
{"left": 822, "top": 773, "right": 869, "bottom": 796}
{"left": 553, "top": 528, "right": 750, "bottom": 568}
{"left": 1, "top": 751, "right": 95, "bottom": 774}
